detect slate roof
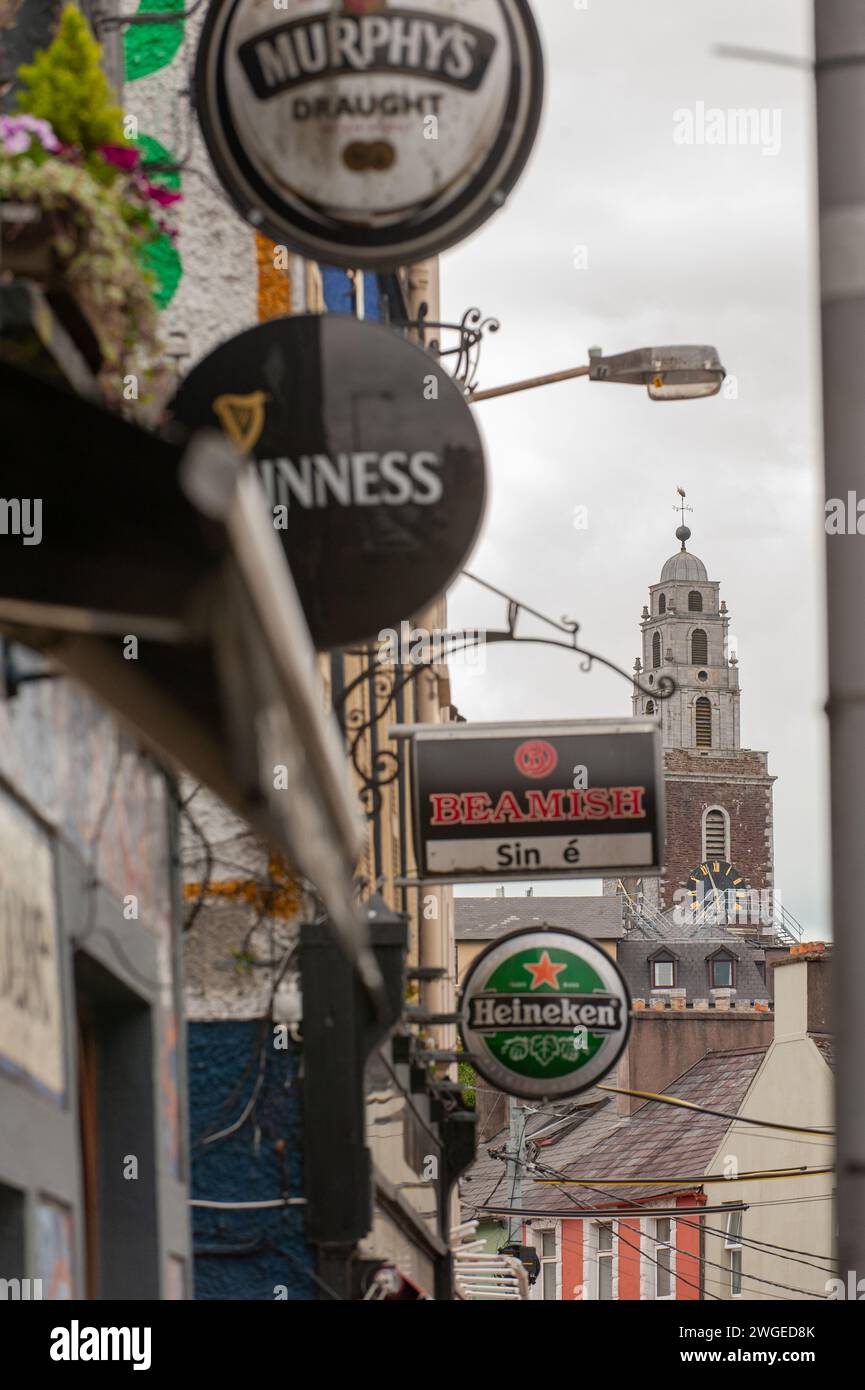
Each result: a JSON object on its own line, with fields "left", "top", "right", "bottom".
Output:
{"left": 455, "top": 896, "right": 624, "bottom": 942}
{"left": 461, "top": 1046, "right": 767, "bottom": 1219}
{"left": 616, "top": 938, "right": 771, "bottom": 1003}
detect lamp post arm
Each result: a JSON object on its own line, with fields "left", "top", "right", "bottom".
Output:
{"left": 468, "top": 362, "right": 590, "bottom": 403}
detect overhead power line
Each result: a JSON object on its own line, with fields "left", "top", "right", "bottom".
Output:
{"left": 597, "top": 1082, "right": 834, "bottom": 1137}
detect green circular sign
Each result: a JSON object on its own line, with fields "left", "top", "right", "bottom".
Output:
{"left": 459, "top": 927, "right": 632, "bottom": 1099}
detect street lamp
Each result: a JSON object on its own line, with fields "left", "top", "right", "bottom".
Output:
{"left": 468, "top": 344, "right": 726, "bottom": 403}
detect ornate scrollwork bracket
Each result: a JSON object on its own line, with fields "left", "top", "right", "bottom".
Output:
{"left": 331, "top": 573, "right": 675, "bottom": 820}
{"left": 390, "top": 303, "right": 500, "bottom": 394}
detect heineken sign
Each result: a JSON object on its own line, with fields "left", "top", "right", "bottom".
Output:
{"left": 460, "top": 928, "right": 632, "bottom": 1098}
{"left": 407, "top": 719, "right": 663, "bottom": 883}
{"left": 169, "top": 315, "right": 486, "bottom": 649}
{"left": 195, "top": 0, "right": 544, "bottom": 268}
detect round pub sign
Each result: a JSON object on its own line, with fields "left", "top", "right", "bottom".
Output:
{"left": 195, "top": 0, "right": 544, "bottom": 268}
{"left": 459, "top": 928, "right": 632, "bottom": 1100}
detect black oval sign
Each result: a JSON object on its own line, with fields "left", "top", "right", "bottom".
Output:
{"left": 195, "top": 0, "right": 544, "bottom": 269}
{"left": 168, "top": 315, "right": 487, "bottom": 649}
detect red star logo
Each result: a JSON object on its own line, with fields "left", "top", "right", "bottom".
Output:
{"left": 523, "top": 950, "right": 567, "bottom": 991}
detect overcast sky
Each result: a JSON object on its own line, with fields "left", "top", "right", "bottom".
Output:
{"left": 441, "top": 0, "right": 827, "bottom": 932}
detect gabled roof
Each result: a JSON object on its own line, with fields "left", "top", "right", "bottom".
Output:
{"left": 461, "top": 1046, "right": 767, "bottom": 1219}
{"left": 455, "top": 895, "right": 624, "bottom": 941}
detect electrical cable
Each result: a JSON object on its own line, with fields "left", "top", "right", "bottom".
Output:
{"left": 597, "top": 1082, "right": 834, "bottom": 1137}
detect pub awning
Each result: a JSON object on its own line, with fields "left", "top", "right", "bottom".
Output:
{"left": 0, "top": 350, "right": 373, "bottom": 980}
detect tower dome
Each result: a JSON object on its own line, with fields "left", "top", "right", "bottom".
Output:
{"left": 660, "top": 548, "right": 708, "bottom": 582}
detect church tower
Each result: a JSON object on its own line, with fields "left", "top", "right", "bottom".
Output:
{"left": 614, "top": 495, "right": 776, "bottom": 921}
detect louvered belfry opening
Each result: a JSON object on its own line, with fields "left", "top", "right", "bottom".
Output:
{"left": 691, "top": 628, "right": 708, "bottom": 664}
{"left": 704, "top": 808, "right": 726, "bottom": 858}
{"left": 652, "top": 631, "right": 661, "bottom": 668}
{"left": 695, "top": 696, "right": 712, "bottom": 747}
{"left": 688, "top": 590, "right": 703, "bottom": 611}
{"left": 658, "top": 593, "right": 666, "bottom": 614}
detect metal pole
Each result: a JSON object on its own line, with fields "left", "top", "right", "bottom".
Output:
{"left": 469, "top": 363, "right": 590, "bottom": 403}
{"left": 814, "top": 0, "right": 865, "bottom": 1279}
{"left": 505, "top": 1100, "right": 526, "bottom": 1244}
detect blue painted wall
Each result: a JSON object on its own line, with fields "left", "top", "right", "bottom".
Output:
{"left": 320, "top": 267, "right": 382, "bottom": 319}
{"left": 188, "top": 1021, "right": 315, "bottom": 1300}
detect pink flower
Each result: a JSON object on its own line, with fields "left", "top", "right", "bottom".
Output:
{"left": 141, "top": 180, "right": 182, "bottom": 208}
{"left": 1, "top": 114, "right": 60, "bottom": 155}
{"left": 99, "top": 144, "right": 141, "bottom": 172}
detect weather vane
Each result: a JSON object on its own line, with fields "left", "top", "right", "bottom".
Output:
{"left": 673, "top": 486, "right": 693, "bottom": 550}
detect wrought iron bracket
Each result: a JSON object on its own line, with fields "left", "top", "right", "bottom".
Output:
{"left": 390, "top": 303, "right": 500, "bottom": 394}
{"left": 331, "top": 572, "right": 675, "bottom": 820}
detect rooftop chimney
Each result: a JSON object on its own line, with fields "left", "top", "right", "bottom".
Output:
{"left": 770, "top": 943, "right": 831, "bottom": 1039}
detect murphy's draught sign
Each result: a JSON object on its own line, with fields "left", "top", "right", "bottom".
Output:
{"left": 459, "top": 927, "right": 632, "bottom": 1099}
{"left": 169, "top": 315, "right": 486, "bottom": 649}
{"left": 195, "top": 0, "right": 543, "bottom": 267}
{"left": 405, "top": 719, "right": 663, "bottom": 882}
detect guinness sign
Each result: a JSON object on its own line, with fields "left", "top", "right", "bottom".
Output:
{"left": 195, "top": 0, "right": 544, "bottom": 268}
{"left": 459, "top": 927, "right": 632, "bottom": 1099}
{"left": 404, "top": 718, "right": 664, "bottom": 883}
{"left": 169, "top": 315, "right": 487, "bottom": 649}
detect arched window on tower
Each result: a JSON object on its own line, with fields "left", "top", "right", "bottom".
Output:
{"left": 695, "top": 697, "right": 712, "bottom": 747}
{"left": 691, "top": 628, "right": 708, "bottom": 664}
{"left": 658, "top": 593, "right": 666, "bottom": 614}
{"left": 652, "top": 631, "right": 661, "bottom": 668}
{"left": 646, "top": 700, "right": 655, "bottom": 715}
{"left": 703, "top": 808, "right": 729, "bottom": 860}
{"left": 688, "top": 590, "right": 703, "bottom": 612}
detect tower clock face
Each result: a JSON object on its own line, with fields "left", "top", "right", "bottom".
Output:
{"left": 687, "top": 861, "right": 750, "bottom": 923}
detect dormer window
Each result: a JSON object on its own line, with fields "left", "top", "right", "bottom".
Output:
{"left": 708, "top": 950, "right": 735, "bottom": 990}
{"left": 650, "top": 953, "right": 677, "bottom": 989}
{"left": 688, "top": 590, "right": 703, "bottom": 612}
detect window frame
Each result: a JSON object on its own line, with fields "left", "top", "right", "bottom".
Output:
{"left": 653, "top": 1217, "right": 676, "bottom": 1300}
{"left": 596, "top": 1221, "right": 615, "bottom": 1301}
{"left": 702, "top": 806, "right": 730, "bottom": 861}
{"left": 651, "top": 955, "right": 676, "bottom": 990}
{"left": 695, "top": 696, "right": 712, "bottom": 747}
{"left": 691, "top": 627, "right": 708, "bottom": 664}
{"left": 725, "top": 1210, "right": 743, "bottom": 1297}
{"left": 709, "top": 951, "right": 736, "bottom": 991}
{"left": 528, "top": 1221, "right": 561, "bottom": 1301}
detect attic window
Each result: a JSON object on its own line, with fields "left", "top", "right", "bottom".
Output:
{"left": 652, "top": 957, "right": 676, "bottom": 989}
{"left": 710, "top": 953, "right": 735, "bottom": 989}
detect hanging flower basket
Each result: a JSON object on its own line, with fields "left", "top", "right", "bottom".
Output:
{"left": 0, "top": 5, "right": 182, "bottom": 406}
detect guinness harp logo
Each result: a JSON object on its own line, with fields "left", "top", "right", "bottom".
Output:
{"left": 212, "top": 391, "right": 269, "bottom": 454}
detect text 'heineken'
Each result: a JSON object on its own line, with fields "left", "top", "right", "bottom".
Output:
{"left": 459, "top": 928, "right": 632, "bottom": 1100}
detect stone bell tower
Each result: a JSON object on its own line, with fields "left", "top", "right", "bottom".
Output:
{"left": 609, "top": 494, "right": 776, "bottom": 918}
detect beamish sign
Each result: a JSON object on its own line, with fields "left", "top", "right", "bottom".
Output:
{"left": 402, "top": 719, "right": 664, "bottom": 883}
{"left": 195, "top": 0, "right": 543, "bottom": 268}
{"left": 169, "top": 315, "right": 486, "bottom": 649}
{"left": 459, "top": 927, "right": 632, "bottom": 1099}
